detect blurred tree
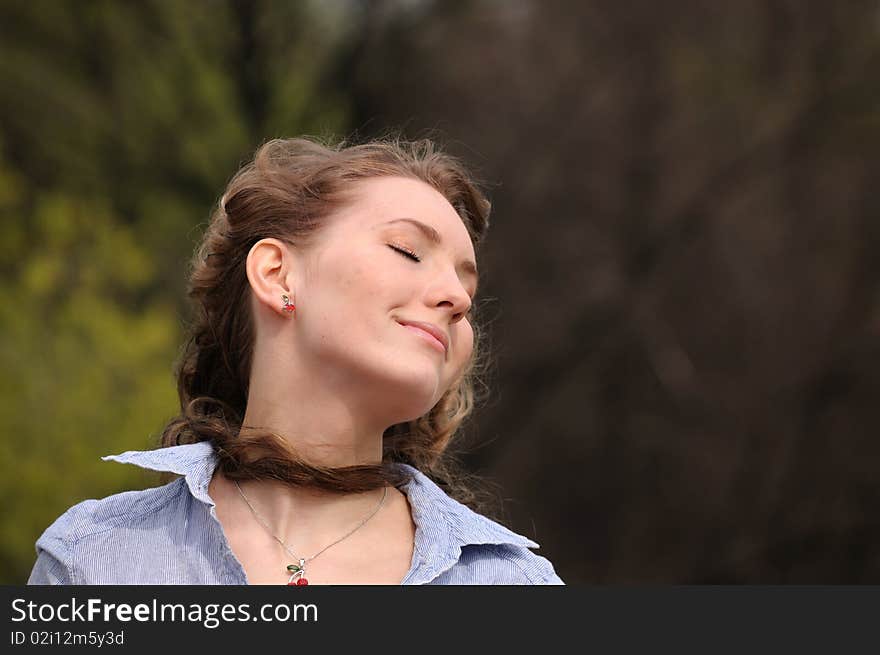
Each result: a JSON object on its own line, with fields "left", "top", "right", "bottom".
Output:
{"left": 345, "top": 0, "right": 880, "bottom": 582}
{"left": 5, "top": 0, "right": 878, "bottom": 586}
{"left": 0, "top": 0, "right": 352, "bottom": 582}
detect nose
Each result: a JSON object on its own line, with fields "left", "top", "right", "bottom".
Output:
{"left": 432, "top": 270, "right": 472, "bottom": 323}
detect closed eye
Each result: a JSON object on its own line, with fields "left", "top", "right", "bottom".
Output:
{"left": 390, "top": 243, "right": 476, "bottom": 315}
{"left": 389, "top": 244, "right": 421, "bottom": 262}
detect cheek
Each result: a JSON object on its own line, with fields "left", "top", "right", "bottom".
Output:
{"left": 321, "top": 253, "right": 384, "bottom": 305}
{"left": 342, "top": 252, "right": 399, "bottom": 296}
{"left": 316, "top": 255, "right": 399, "bottom": 337}
{"left": 301, "top": 255, "right": 368, "bottom": 329}
{"left": 454, "top": 324, "right": 475, "bottom": 365}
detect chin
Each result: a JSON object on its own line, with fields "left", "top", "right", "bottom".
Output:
{"left": 380, "top": 368, "right": 443, "bottom": 411}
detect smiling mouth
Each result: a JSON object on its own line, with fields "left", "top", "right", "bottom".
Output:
{"left": 398, "top": 323, "right": 447, "bottom": 355}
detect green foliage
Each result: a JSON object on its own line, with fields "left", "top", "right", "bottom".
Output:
{"left": 0, "top": 179, "right": 180, "bottom": 582}
{"left": 0, "top": 0, "right": 352, "bottom": 582}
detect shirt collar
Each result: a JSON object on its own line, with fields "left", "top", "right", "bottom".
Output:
{"left": 102, "top": 441, "right": 218, "bottom": 507}
{"left": 102, "top": 442, "right": 539, "bottom": 558}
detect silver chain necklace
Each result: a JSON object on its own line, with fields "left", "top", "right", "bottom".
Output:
{"left": 234, "top": 479, "right": 387, "bottom": 586}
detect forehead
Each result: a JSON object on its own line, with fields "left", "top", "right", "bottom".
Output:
{"left": 336, "top": 176, "right": 476, "bottom": 255}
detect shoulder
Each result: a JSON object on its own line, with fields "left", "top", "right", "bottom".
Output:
{"left": 40, "top": 478, "right": 187, "bottom": 545}
{"left": 29, "top": 479, "right": 188, "bottom": 584}
{"left": 397, "top": 464, "right": 564, "bottom": 585}
{"left": 446, "top": 532, "right": 565, "bottom": 585}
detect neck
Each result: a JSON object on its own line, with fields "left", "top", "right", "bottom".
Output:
{"left": 211, "top": 468, "right": 392, "bottom": 556}
{"left": 239, "top": 375, "right": 392, "bottom": 471}
{"left": 239, "top": 324, "right": 440, "bottom": 470}
{"left": 223, "top": 325, "right": 429, "bottom": 552}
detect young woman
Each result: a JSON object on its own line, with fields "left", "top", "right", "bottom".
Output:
{"left": 28, "top": 136, "right": 564, "bottom": 585}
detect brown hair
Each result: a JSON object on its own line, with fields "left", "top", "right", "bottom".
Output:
{"left": 159, "top": 134, "right": 497, "bottom": 511}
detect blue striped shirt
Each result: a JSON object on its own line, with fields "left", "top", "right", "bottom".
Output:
{"left": 28, "top": 442, "right": 564, "bottom": 585}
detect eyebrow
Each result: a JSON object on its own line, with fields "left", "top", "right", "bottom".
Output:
{"left": 382, "top": 218, "right": 479, "bottom": 292}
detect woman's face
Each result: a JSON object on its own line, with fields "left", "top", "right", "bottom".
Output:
{"left": 291, "top": 175, "right": 478, "bottom": 419}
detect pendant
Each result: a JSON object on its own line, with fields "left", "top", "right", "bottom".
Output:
{"left": 287, "top": 558, "right": 309, "bottom": 586}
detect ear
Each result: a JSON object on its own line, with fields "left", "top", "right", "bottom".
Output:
{"left": 245, "top": 238, "right": 297, "bottom": 317}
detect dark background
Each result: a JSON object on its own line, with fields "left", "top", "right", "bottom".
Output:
{"left": 2, "top": 0, "right": 878, "bottom": 583}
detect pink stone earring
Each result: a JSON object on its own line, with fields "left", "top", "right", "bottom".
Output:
{"left": 281, "top": 294, "right": 296, "bottom": 314}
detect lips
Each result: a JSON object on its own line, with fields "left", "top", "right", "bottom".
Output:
{"left": 396, "top": 319, "right": 449, "bottom": 353}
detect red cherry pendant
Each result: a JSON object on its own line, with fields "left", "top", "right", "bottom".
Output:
{"left": 296, "top": 578, "right": 309, "bottom": 585}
